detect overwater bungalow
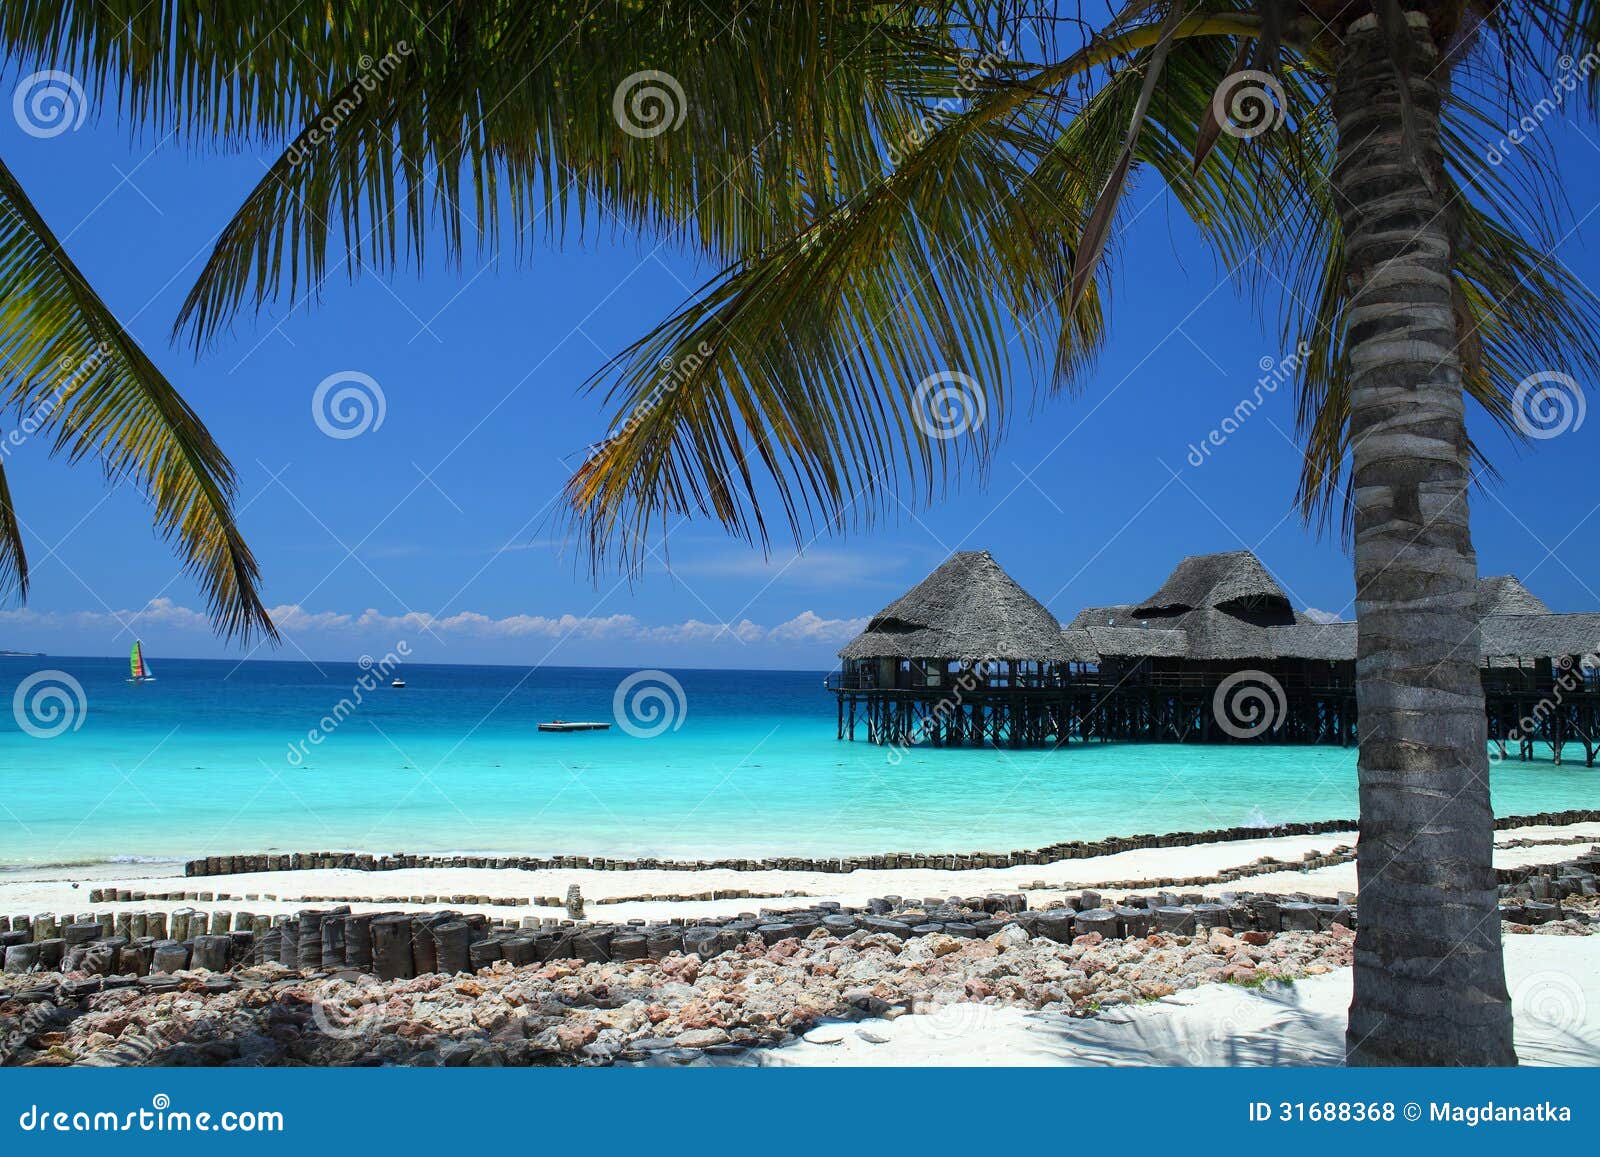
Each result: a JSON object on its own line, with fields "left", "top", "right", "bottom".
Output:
{"left": 830, "top": 549, "right": 1600, "bottom": 762}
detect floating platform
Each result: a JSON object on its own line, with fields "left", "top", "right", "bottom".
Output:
{"left": 537, "top": 721, "right": 611, "bottom": 733}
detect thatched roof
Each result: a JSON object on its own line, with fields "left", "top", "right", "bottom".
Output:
{"left": 1480, "top": 575, "right": 1551, "bottom": 616}
{"left": 838, "top": 551, "right": 1068, "bottom": 661}
{"left": 1065, "top": 604, "right": 1137, "bottom": 630}
{"left": 1066, "top": 552, "right": 1595, "bottom": 665}
{"left": 1135, "top": 550, "right": 1291, "bottom": 617}
{"left": 1061, "top": 624, "right": 1188, "bottom": 661}
{"left": 1480, "top": 613, "right": 1600, "bottom": 665}
{"left": 845, "top": 548, "right": 1598, "bottom": 670}
{"left": 1063, "top": 551, "right": 1324, "bottom": 661}
{"left": 1263, "top": 621, "right": 1357, "bottom": 661}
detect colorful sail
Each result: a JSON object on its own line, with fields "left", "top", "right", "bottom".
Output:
{"left": 130, "top": 641, "right": 148, "bottom": 680}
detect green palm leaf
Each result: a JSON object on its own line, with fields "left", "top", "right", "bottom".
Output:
{"left": 0, "top": 155, "right": 273, "bottom": 639}
{"left": 565, "top": 4, "right": 1600, "bottom": 565}
{"left": 142, "top": 2, "right": 977, "bottom": 347}
{"left": 563, "top": 17, "right": 1308, "bottom": 567}
{"left": 0, "top": 456, "right": 28, "bottom": 597}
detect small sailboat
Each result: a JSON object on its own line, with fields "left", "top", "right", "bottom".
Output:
{"left": 127, "top": 640, "right": 156, "bottom": 685}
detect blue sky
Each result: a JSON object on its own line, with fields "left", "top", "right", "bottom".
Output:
{"left": 1, "top": 67, "right": 1597, "bottom": 670}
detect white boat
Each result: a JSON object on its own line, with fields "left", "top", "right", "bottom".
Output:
{"left": 127, "top": 640, "right": 156, "bottom": 685}
{"left": 391, "top": 678, "right": 406, "bottom": 688}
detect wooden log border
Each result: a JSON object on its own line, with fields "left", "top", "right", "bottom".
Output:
{"left": 172, "top": 809, "right": 1600, "bottom": 879}
{"left": 4, "top": 847, "right": 1594, "bottom": 986}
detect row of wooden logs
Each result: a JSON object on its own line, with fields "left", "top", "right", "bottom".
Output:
{"left": 8, "top": 849, "right": 1595, "bottom": 984}
{"left": 4, "top": 888, "right": 1344, "bottom": 981}
{"left": 176, "top": 810, "right": 1600, "bottom": 880}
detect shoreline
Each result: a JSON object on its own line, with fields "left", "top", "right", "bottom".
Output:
{"left": 57, "top": 807, "right": 1600, "bottom": 883}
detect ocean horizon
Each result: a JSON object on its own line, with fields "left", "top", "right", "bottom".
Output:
{"left": 2, "top": 654, "right": 1592, "bottom": 870}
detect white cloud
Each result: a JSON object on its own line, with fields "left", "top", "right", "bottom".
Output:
{"left": 0, "top": 601, "right": 863, "bottom": 647}
{"left": 136, "top": 598, "right": 212, "bottom": 631}
{"left": 766, "top": 610, "right": 870, "bottom": 643}
{"left": 268, "top": 604, "right": 357, "bottom": 632}
{"left": 1302, "top": 606, "right": 1345, "bottom": 624}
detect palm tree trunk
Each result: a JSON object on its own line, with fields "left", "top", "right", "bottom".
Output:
{"left": 1333, "top": 11, "right": 1515, "bottom": 1066}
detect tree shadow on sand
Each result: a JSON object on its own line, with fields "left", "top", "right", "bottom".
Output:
{"left": 1024, "top": 982, "right": 1347, "bottom": 1067}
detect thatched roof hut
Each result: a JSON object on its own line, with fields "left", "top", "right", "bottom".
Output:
{"left": 838, "top": 550, "right": 1068, "bottom": 662}
{"left": 1063, "top": 551, "right": 1594, "bottom": 666}
{"left": 830, "top": 547, "right": 1599, "bottom": 749}
{"left": 842, "top": 548, "right": 1597, "bottom": 673}
{"left": 1134, "top": 550, "right": 1292, "bottom": 619}
{"left": 1065, "top": 550, "right": 1327, "bottom": 661}
{"left": 1479, "top": 575, "right": 1552, "bottom": 617}
{"left": 1481, "top": 613, "right": 1600, "bottom": 665}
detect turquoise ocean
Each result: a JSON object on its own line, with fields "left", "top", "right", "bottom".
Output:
{"left": 0, "top": 656, "right": 1592, "bottom": 869}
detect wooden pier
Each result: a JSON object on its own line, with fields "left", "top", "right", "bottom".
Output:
{"left": 831, "top": 675, "right": 1599, "bottom": 764}
{"left": 831, "top": 548, "right": 1600, "bottom": 764}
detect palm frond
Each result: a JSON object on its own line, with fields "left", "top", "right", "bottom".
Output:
{"left": 157, "top": 2, "right": 984, "bottom": 347}
{"left": 563, "top": 120, "right": 1103, "bottom": 569}
{"left": 0, "top": 456, "right": 28, "bottom": 599}
{"left": 1487, "top": 0, "right": 1600, "bottom": 108}
{"left": 1069, "top": 1, "right": 1188, "bottom": 306}
{"left": 1275, "top": 91, "right": 1600, "bottom": 537}
{"left": 567, "top": 0, "right": 1600, "bottom": 567}
{"left": 0, "top": 155, "right": 274, "bottom": 640}
{"left": 0, "top": 2, "right": 1263, "bottom": 350}
{"left": 563, "top": 16, "right": 1273, "bottom": 569}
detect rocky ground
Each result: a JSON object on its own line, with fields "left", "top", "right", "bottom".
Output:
{"left": 6, "top": 909, "right": 1593, "bottom": 1068}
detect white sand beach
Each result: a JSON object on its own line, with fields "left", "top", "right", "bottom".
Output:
{"left": 766, "top": 932, "right": 1600, "bottom": 1067}
{"left": 4, "top": 820, "right": 1595, "bottom": 924}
